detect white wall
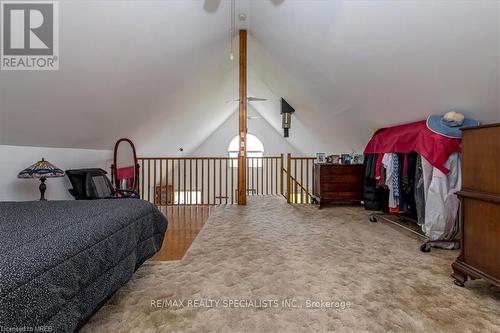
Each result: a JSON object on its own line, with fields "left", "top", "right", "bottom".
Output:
{"left": 191, "top": 105, "right": 303, "bottom": 157}
{"left": 0, "top": 145, "right": 112, "bottom": 201}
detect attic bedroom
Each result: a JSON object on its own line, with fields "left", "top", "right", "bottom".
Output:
{"left": 0, "top": 0, "right": 499, "bottom": 332}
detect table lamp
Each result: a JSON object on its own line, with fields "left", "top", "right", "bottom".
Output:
{"left": 18, "top": 158, "right": 65, "bottom": 201}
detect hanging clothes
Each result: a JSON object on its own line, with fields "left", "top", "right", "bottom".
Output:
{"left": 392, "top": 155, "right": 400, "bottom": 199}
{"left": 400, "top": 153, "right": 418, "bottom": 218}
{"left": 363, "top": 153, "right": 390, "bottom": 211}
{"left": 421, "top": 156, "right": 434, "bottom": 202}
{"left": 362, "top": 119, "right": 462, "bottom": 248}
{"left": 422, "top": 153, "right": 461, "bottom": 241}
{"left": 363, "top": 154, "right": 381, "bottom": 210}
{"left": 382, "top": 153, "right": 399, "bottom": 209}
{"left": 364, "top": 120, "right": 461, "bottom": 174}
{"left": 414, "top": 155, "right": 426, "bottom": 226}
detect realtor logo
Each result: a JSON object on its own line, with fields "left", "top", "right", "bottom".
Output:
{"left": 1, "top": 1, "right": 59, "bottom": 70}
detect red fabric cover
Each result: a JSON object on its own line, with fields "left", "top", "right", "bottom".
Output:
{"left": 116, "top": 166, "right": 135, "bottom": 180}
{"left": 364, "top": 120, "right": 461, "bottom": 174}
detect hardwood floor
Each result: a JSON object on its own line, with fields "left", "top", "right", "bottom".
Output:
{"left": 152, "top": 205, "right": 212, "bottom": 261}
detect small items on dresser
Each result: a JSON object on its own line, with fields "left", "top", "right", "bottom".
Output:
{"left": 316, "top": 153, "right": 326, "bottom": 164}
{"left": 322, "top": 153, "right": 364, "bottom": 165}
{"left": 452, "top": 123, "right": 500, "bottom": 288}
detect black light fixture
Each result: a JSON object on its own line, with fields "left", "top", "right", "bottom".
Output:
{"left": 281, "top": 98, "right": 295, "bottom": 137}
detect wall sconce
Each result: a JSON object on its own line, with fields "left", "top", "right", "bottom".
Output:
{"left": 281, "top": 98, "right": 295, "bottom": 138}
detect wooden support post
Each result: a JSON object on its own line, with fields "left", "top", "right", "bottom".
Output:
{"left": 238, "top": 30, "right": 247, "bottom": 205}
{"left": 287, "top": 153, "right": 292, "bottom": 203}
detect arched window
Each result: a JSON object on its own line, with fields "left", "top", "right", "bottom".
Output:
{"left": 228, "top": 134, "right": 264, "bottom": 167}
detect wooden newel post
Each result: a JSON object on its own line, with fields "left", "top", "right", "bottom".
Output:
{"left": 287, "top": 153, "right": 292, "bottom": 203}
{"left": 280, "top": 153, "right": 284, "bottom": 196}
{"left": 238, "top": 30, "right": 248, "bottom": 205}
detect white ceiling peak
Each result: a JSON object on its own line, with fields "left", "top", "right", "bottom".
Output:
{"left": 0, "top": 0, "right": 498, "bottom": 156}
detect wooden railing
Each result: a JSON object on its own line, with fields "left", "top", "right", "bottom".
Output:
{"left": 246, "top": 156, "right": 284, "bottom": 196}
{"left": 138, "top": 155, "right": 284, "bottom": 206}
{"left": 138, "top": 154, "right": 315, "bottom": 206}
{"left": 286, "top": 154, "right": 316, "bottom": 204}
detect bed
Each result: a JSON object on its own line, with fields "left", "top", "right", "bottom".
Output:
{"left": 0, "top": 198, "right": 167, "bottom": 332}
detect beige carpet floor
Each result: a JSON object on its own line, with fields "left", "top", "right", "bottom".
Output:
{"left": 83, "top": 197, "right": 500, "bottom": 332}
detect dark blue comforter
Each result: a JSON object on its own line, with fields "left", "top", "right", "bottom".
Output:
{"left": 0, "top": 199, "right": 167, "bottom": 332}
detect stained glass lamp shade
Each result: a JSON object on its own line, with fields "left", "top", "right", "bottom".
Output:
{"left": 18, "top": 158, "right": 65, "bottom": 201}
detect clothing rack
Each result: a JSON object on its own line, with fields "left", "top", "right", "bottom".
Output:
{"left": 363, "top": 120, "right": 463, "bottom": 253}
{"left": 367, "top": 212, "right": 459, "bottom": 252}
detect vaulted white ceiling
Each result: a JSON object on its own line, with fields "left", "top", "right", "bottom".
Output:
{"left": 0, "top": 0, "right": 239, "bottom": 153}
{"left": 0, "top": 0, "right": 498, "bottom": 155}
{"left": 248, "top": 0, "right": 500, "bottom": 153}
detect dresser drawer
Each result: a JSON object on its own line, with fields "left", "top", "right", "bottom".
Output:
{"left": 462, "top": 197, "right": 500, "bottom": 279}
{"left": 320, "top": 174, "right": 363, "bottom": 184}
{"left": 321, "top": 191, "right": 363, "bottom": 201}
{"left": 321, "top": 181, "right": 363, "bottom": 192}
{"left": 320, "top": 165, "right": 363, "bottom": 176}
{"left": 462, "top": 126, "right": 500, "bottom": 195}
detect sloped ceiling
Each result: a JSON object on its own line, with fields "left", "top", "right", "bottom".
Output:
{"left": 0, "top": 0, "right": 498, "bottom": 155}
{"left": 248, "top": 0, "right": 500, "bottom": 154}
{"left": 0, "top": 0, "right": 239, "bottom": 154}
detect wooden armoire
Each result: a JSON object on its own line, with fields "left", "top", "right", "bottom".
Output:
{"left": 452, "top": 123, "right": 500, "bottom": 287}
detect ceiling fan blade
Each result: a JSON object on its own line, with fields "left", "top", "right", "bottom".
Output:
{"left": 225, "top": 97, "right": 268, "bottom": 103}
{"left": 247, "top": 97, "right": 268, "bottom": 102}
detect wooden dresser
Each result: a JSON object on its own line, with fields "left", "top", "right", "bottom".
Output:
{"left": 312, "top": 164, "right": 364, "bottom": 208}
{"left": 452, "top": 123, "right": 500, "bottom": 288}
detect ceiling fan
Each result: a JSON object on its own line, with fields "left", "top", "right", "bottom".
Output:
{"left": 225, "top": 97, "right": 266, "bottom": 119}
{"left": 225, "top": 97, "right": 268, "bottom": 104}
